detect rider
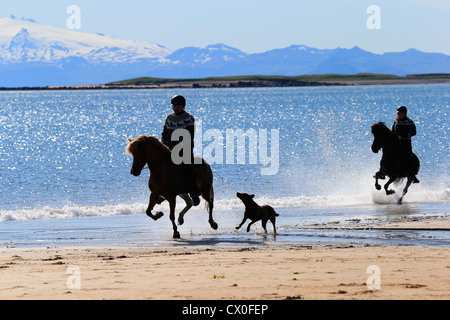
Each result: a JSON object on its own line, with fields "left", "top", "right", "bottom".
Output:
{"left": 161, "top": 95, "right": 201, "bottom": 205}
{"left": 392, "top": 106, "right": 419, "bottom": 183}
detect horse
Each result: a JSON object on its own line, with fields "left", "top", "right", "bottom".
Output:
{"left": 370, "top": 122, "right": 420, "bottom": 204}
{"left": 126, "top": 135, "right": 217, "bottom": 238}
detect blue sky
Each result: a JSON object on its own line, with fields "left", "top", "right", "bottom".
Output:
{"left": 1, "top": 0, "right": 449, "bottom": 54}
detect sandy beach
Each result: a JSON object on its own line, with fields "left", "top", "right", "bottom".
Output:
{"left": 0, "top": 217, "right": 449, "bottom": 300}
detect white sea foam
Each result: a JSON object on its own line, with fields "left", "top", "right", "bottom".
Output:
{"left": 1, "top": 187, "right": 448, "bottom": 222}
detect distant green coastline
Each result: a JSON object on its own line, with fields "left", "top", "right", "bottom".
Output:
{"left": 1, "top": 73, "right": 449, "bottom": 90}
{"left": 110, "top": 73, "right": 450, "bottom": 85}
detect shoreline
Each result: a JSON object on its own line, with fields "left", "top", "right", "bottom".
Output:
{"left": 1, "top": 204, "right": 449, "bottom": 248}
{"left": 1, "top": 75, "right": 449, "bottom": 91}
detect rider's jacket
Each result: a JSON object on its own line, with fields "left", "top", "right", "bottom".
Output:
{"left": 392, "top": 117, "right": 416, "bottom": 140}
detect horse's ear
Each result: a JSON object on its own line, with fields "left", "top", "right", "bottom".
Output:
{"left": 125, "top": 138, "right": 135, "bottom": 155}
{"left": 250, "top": 194, "right": 255, "bottom": 198}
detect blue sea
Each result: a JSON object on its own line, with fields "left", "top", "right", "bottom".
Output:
{"left": 0, "top": 84, "right": 449, "bottom": 247}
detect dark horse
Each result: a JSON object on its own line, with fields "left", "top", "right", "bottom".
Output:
{"left": 370, "top": 122, "right": 420, "bottom": 204}
{"left": 126, "top": 135, "right": 217, "bottom": 238}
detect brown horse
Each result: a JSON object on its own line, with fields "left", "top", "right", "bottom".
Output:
{"left": 126, "top": 135, "right": 217, "bottom": 238}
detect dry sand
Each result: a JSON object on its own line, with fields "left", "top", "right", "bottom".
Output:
{"left": 0, "top": 217, "right": 448, "bottom": 300}
{"left": 0, "top": 242, "right": 449, "bottom": 300}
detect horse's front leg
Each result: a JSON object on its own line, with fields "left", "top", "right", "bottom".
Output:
{"left": 177, "top": 193, "right": 193, "bottom": 226}
{"left": 374, "top": 173, "right": 381, "bottom": 190}
{"left": 146, "top": 193, "right": 164, "bottom": 221}
{"left": 398, "top": 177, "right": 413, "bottom": 204}
{"left": 384, "top": 177, "right": 396, "bottom": 195}
{"left": 168, "top": 197, "right": 180, "bottom": 239}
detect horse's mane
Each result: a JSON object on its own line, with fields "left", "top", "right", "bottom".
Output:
{"left": 126, "top": 135, "right": 171, "bottom": 156}
{"left": 371, "top": 122, "right": 392, "bottom": 137}
{"left": 371, "top": 122, "right": 399, "bottom": 146}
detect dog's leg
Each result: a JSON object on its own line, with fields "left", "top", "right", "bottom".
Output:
{"left": 246, "top": 220, "right": 257, "bottom": 232}
{"left": 261, "top": 218, "right": 268, "bottom": 234}
{"left": 270, "top": 216, "right": 277, "bottom": 234}
{"left": 236, "top": 216, "right": 248, "bottom": 230}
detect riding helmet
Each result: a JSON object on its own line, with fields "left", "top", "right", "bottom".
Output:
{"left": 397, "top": 106, "right": 407, "bottom": 114}
{"left": 171, "top": 95, "right": 186, "bottom": 106}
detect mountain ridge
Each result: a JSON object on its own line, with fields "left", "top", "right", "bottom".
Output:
{"left": 1, "top": 16, "right": 449, "bottom": 87}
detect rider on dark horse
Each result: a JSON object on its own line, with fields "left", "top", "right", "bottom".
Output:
{"left": 375, "top": 106, "right": 420, "bottom": 184}
{"left": 392, "top": 106, "right": 420, "bottom": 184}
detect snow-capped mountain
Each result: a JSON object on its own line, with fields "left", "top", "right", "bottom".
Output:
{"left": 1, "top": 15, "right": 449, "bottom": 87}
{"left": 0, "top": 15, "right": 170, "bottom": 64}
{"left": 168, "top": 44, "right": 248, "bottom": 66}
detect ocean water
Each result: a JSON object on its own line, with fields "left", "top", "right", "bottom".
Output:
{"left": 0, "top": 85, "right": 449, "bottom": 247}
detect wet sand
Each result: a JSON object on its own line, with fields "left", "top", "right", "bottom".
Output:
{"left": 0, "top": 217, "right": 449, "bottom": 300}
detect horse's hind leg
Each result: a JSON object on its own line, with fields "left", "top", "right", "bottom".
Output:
{"left": 168, "top": 197, "right": 180, "bottom": 239}
{"left": 207, "top": 199, "right": 217, "bottom": 230}
{"left": 177, "top": 193, "right": 193, "bottom": 226}
{"left": 398, "top": 177, "right": 413, "bottom": 204}
{"left": 146, "top": 193, "right": 164, "bottom": 221}
{"left": 384, "top": 177, "right": 396, "bottom": 195}
{"left": 202, "top": 186, "right": 218, "bottom": 230}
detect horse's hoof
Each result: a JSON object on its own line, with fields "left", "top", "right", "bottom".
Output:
{"left": 147, "top": 211, "right": 164, "bottom": 221}
{"left": 173, "top": 231, "right": 181, "bottom": 239}
{"left": 375, "top": 185, "right": 381, "bottom": 190}
{"left": 178, "top": 217, "right": 184, "bottom": 226}
{"left": 386, "top": 190, "right": 395, "bottom": 195}
{"left": 210, "top": 221, "right": 218, "bottom": 230}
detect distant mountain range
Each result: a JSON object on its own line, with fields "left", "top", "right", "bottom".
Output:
{"left": 1, "top": 15, "right": 450, "bottom": 87}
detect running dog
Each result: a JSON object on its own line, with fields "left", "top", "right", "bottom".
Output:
{"left": 235, "top": 192, "right": 279, "bottom": 233}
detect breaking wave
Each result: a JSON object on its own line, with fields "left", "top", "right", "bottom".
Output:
{"left": 1, "top": 187, "right": 448, "bottom": 222}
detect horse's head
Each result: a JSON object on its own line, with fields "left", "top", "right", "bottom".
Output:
{"left": 126, "top": 136, "right": 148, "bottom": 177}
{"left": 370, "top": 122, "right": 399, "bottom": 154}
{"left": 126, "top": 135, "right": 171, "bottom": 176}
{"left": 370, "top": 122, "right": 387, "bottom": 137}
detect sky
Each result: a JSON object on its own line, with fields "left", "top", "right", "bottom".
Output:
{"left": 1, "top": 0, "right": 449, "bottom": 55}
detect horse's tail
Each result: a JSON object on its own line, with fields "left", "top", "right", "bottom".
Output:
{"left": 198, "top": 158, "right": 214, "bottom": 214}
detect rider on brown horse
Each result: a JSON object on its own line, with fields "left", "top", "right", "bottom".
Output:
{"left": 161, "top": 95, "right": 201, "bottom": 206}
